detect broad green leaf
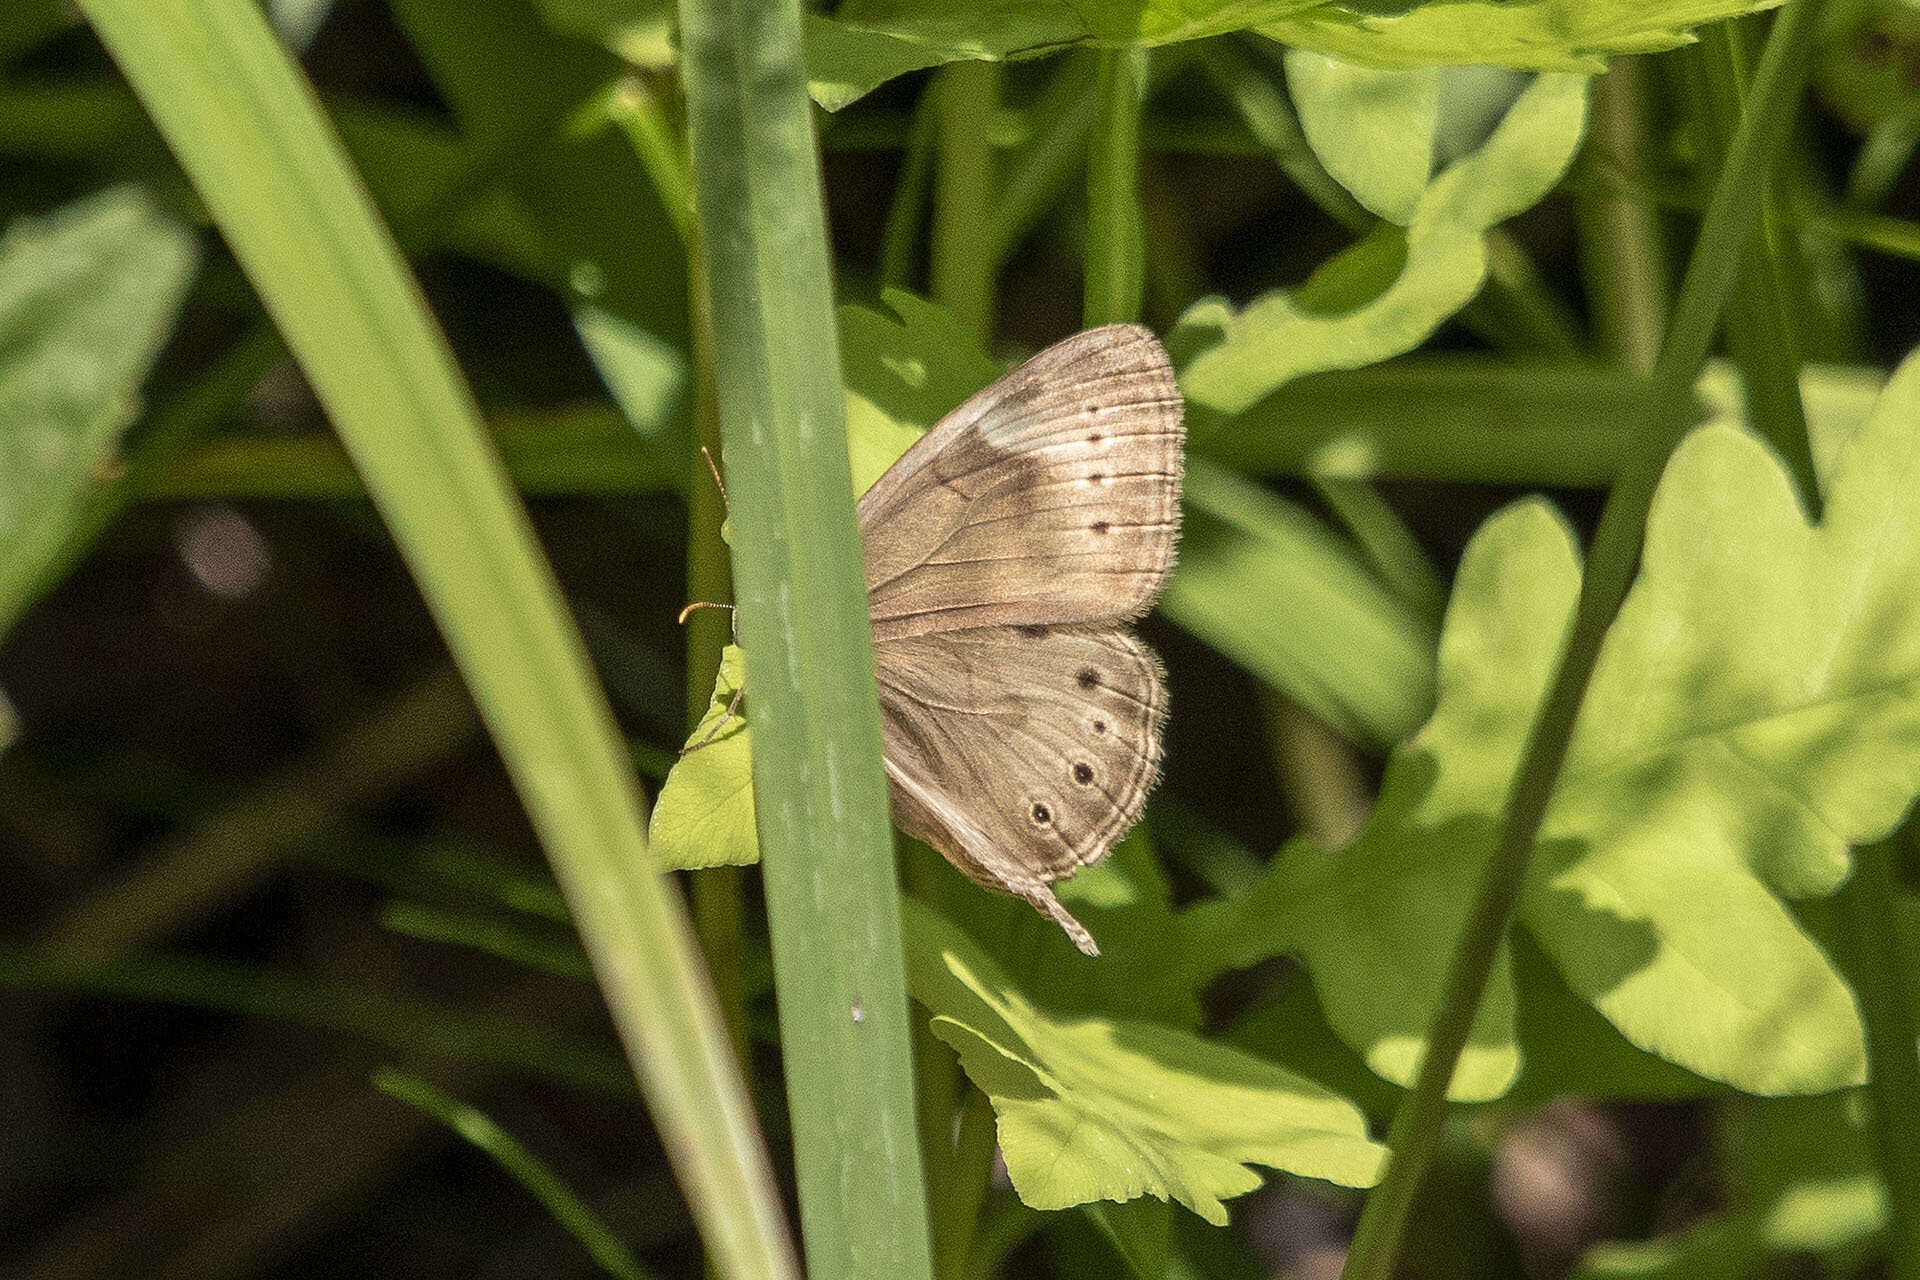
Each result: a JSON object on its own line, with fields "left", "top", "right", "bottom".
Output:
{"left": 1195, "top": 341, "right": 1920, "bottom": 1101}
{"left": 1284, "top": 51, "right": 1437, "bottom": 224}
{"left": 904, "top": 900, "right": 1386, "bottom": 1224}
{"left": 1259, "top": 0, "right": 1786, "bottom": 73}
{"left": 573, "top": 302, "right": 690, "bottom": 455}
{"left": 803, "top": 0, "right": 1328, "bottom": 110}
{"left": 1172, "top": 72, "right": 1588, "bottom": 425}
{"left": 0, "top": 187, "right": 197, "bottom": 639}
{"left": 650, "top": 646, "right": 757, "bottom": 870}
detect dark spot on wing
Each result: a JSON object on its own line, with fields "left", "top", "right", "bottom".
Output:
{"left": 1077, "top": 668, "right": 1099, "bottom": 689}
{"left": 1017, "top": 625, "right": 1049, "bottom": 638}
{"left": 1092, "top": 719, "right": 1107, "bottom": 734}
{"left": 1090, "top": 521, "right": 1110, "bottom": 535}
{"left": 1073, "top": 763, "right": 1094, "bottom": 784}
{"left": 1031, "top": 802, "right": 1052, "bottom": 824}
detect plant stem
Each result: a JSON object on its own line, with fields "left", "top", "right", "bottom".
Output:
{"left": 1688, "top": 20, "right": 1823, "bottom": 512}
{"left": 677, "top": 0, "right": 934, "bottom": 1271}
{"left": 931, "top": 60, "right": 1001, "bottom": 346}
{"left": 1578, "top": 58, "right": 1669, "bottom": 372}
{"left": 1085, "top": 47, "right": 1146, "bottom": 328}
{"left": 686, "top": 230, "right": 751, "bottom": 1065}
{"left": 1830, "top": 838, "right": 1920, "bottom": 1280}
{"left": 1340, "top": 4, "right": 1834, "bottom": 1275}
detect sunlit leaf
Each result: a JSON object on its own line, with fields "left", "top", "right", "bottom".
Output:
{"left": 1173, "top": 72, "right": 1588, "bottom": 426}
{"left": 1260, "top": 0, "right": 1787, "bottom": 72}
{"left": 1285, "top": 51, "right": 1438, "bottom": 223}
{"left": 1192, "top": 339, "right": 1920, "bottom": 1101}
{"left": 905, "top": 901, "right": 1385, "bottom": 1224}
{"left": 650, "top": 645, "right": 758, "bottom": 870}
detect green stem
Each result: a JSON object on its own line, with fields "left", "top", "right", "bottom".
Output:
{"left": 930, "top": 61, "right": 1000, "bottom": 346}
{"left": 678, "top": 0, "right": 934, "bottom": 1271}
{"left": 1689, "top": 21, "right": 1823, "bottom": 511}
{"left": 1830, "top": 839, "right": 1920, "bottom": 1280}
{"left": 686, "top": 231, "right": 750, "bottom": 1066}
{"left": 1578, "top": 58, "right": 1670, "bottom": 373}
{"left": 1582, "top": 59, "right": 1674, "bottom": 372}
{"left": 1085, "top": 47, "right": 1146, "bottom": 328}
{"left": 1340, "top": 4, "right": 1835, "bottom": 1276}
{"left": 601, "top": 69, "right": 753, "bottom": 1069}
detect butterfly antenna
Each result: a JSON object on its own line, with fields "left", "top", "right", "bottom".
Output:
{"left": 699, "top": 445, "right": 729, "bottom": 513}
{"left": 676, "top": 599, "right": 744, "bottom": 752}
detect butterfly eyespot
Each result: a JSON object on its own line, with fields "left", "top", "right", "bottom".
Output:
{"left": 1017, "top": 625, "right": 1049, "bottom": 638}
{"left": 1087, "top": 432, "right": 1105, "bottom": 444}
{"left": 1091, "top": 719, "right": 1107, "bottom": 734}
{"left": 1030, "top": 803, "right": 1052, "bottom": 824}
{"left": 1077, "top": 668, "right": 1100, "bottom": 689}
{"left": 1090, "top": 521, "right": 1111, "bottom": 535}
{"left": 1086, "top": 472, "right": 1105, "bottom": 484}
{"left": 1072, "top": 763, "right": 1094, "bottom": 785}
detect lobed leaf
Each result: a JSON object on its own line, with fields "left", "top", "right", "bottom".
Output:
{"left": 904, "top": 901, "right": 1385, "bottom": 1225}
{"left": 1260, "top": 0, "right": 1787, "bottom": 73}
{"left": 1201, "top": 339, "right": 1920, "bottom": 1101}
{"left": 1172, "top": 71, "right": 1588, "bottom": 426}
{"left": 651, "top": 646, "right": 759, "bottom": 870}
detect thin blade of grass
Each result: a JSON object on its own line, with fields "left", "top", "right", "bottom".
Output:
{"left": 73, "top": 4, "right": 795, "bottom": 1277}
{"left": 374, "top": 1069, "right": 661, "bottom": 1280}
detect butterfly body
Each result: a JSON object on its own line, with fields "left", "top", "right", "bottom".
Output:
{"left": 856, "top": 324, "right": 1184, "bottom": 955}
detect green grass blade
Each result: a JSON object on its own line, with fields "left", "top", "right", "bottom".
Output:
{"left": 677, "top": 0, "right": 936, "bottom": 1275}
{"left": 72, "top": 4, "right": 796, "bottom": 1277}
{"left": 375, "top": 1070, "right": 661, "bottom": 1280}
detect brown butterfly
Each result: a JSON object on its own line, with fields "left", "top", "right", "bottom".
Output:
{"left": 858, "top": 323, "right": 1184, "bottom": 955}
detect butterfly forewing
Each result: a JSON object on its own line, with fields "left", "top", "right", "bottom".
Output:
{"left": 857, "top": 323, "right": 1186, "bottom": 955}
{"left": 857, "top": 323, "right": 1183, "bottom": 642}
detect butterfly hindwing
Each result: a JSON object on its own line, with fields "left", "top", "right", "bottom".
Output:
{"left": 856, "top": 323, "right": 1184, "bottom": 643}
{"left": 874, "top": 624, "right": 1167, "bottom": 955}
